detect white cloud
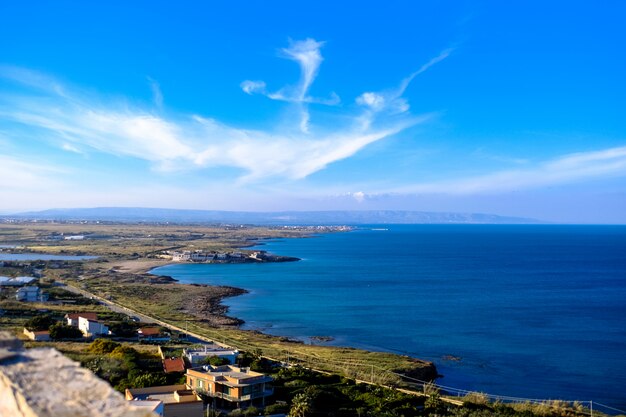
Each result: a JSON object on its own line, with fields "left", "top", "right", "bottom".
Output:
{"left": 240, "top": 38, "right": 340, "bottom": 133}
{"left": 281, "top": 38, "right": 325, "bottom": 102}
{"left": 356, "top": 92, "right": 386, "bottom": 110}
{"left": 240, "top": 80, "right": 266, "bottom": 95}
{"left": 393, "top": 146, "right": 626, "bottom": 195}
{"left": 147, "top": 76, "right": 164, "bottom": 109}
{"left": 0, "top": 155, "right": 65, "bottom": 189}
{"left": 356, "top": 48, "right": 453, "bottom": 115}
{"left": 0, "top": 59, "right": 428, "bottom": 181}
{"left": 352, "top": 191, "right": 366, "bottom": 203}
{"left": 61, "top": 142, "right": 85, "bottom": 155}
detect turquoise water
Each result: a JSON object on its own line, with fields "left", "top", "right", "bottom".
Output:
{"left": 153, "top": 225, "right": 626, "bottom": 409}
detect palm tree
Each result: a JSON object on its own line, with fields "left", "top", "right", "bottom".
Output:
{"left": 290, "top": 393, "right": 313, "bottom": 417}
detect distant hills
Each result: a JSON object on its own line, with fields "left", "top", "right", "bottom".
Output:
{"left": 4, "top": 207, "right": 540, "bottom": 225}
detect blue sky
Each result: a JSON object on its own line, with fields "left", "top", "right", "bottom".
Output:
{"left": 1, "top": 1, "right": 625, "bottom": 223}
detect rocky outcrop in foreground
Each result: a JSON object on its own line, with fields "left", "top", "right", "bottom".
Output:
{"left": 0, "top": 332, "right": 155, "bottom": 417}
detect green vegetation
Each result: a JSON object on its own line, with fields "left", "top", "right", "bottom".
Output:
{"left": 82, "top": 338, "right": 181, "bottom": 392}
{"left": 24, "top": 314, "right": 55, "bottom": 331}
{"left": 49, "top": 322, "right": 83, "bottom": 339}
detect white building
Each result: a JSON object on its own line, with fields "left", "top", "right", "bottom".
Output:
{"left": 172, "top": 251, "right": 191, "bottom": 262}
{"left": 190, "top": 251, "right": 215, "bottom": 262}
{"left": 65, "top": 312, "right": 99, "bottom": 327}
{"left": 183, "top": 344, "right": 239, "bottom": 366}
{"left": 16, "top": 286, "right": 47, "bottom": 302}
{"left": 78, "top": 316, "right": 109, "bottom": 336}
{"left": 0, "top": 276, "right": 36, "bottom": 286}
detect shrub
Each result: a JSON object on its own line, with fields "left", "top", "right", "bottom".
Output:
{"left": 130, "top": 372, "right": 167, "bottom": 388}
{"left": 49, "top": 323, "right": 83, "bottom": 340}
{"left": 109, "top": 345, "right": 139, "bottom": 362}
{"left": 88, "top": 338, "right": 120, "bottom": 354}
{"left": 263, "top": 403, "right": 289, "bottom": 415}
{"left": 24, "top": 314, "right": 55, "bottom": 331}
{"left": 202, "top": 356, "right": 230, "bottom": 366}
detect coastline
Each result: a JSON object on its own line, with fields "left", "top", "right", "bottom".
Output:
{"left": 95, "top": 258, "right": 439, "bottom": 383}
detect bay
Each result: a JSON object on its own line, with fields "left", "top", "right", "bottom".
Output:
{"left": 153, "top": 225, "right": 626, "bottom": 410}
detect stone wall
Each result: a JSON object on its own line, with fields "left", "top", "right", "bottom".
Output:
{"left": 0, "top": 331, "right": 155, "bottom": 417}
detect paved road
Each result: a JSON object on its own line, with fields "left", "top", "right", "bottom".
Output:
{"left": 60, "top": 283, "right": 462, "bottom": 405}
{"left": 60, "top": 283, "right": 215, "bottom": 346}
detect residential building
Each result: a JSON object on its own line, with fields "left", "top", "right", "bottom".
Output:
{"left": 184, "top": 344, "right": 239, "bottom": 366}
{"left": 163, "top": 357, "right": 186, "bottom": 373}
{"left": 125, "top": 385, "right": 203, "bottom": 417}
{"left": 78, "top": 316, "right": 109, "bottom": 336}
{"left": 0, "top": 276, "right": 36, "bottom": 286}
{"left": 190, "top": 251, "right": 214, "bottom": 262}
{"left": 23, "top": 328, "right": 51, "bottom": 341}
{"left": 127, "top": 400, "right": 164, "bottom": 417}
{"left": 15, "top": 286, "right": 47, "bottom": 302}
{"left": 65, "top": 312, "right": 99, "bottom": 327}
{"left": 186, "top": 365, "right": 273, "bottom": 409}
{"left": 171, "top": 251, "right": 191, "bottom": 262}
{"left": 138, "top": 326, "right": 171, "bottom": 343}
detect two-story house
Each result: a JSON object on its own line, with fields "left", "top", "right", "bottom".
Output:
{"left": 186, "top": 365, "right": 273, "bottom": 409}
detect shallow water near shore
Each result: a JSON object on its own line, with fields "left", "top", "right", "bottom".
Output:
{"left": 153, "top": 225, "right": 626, "bottom": 409}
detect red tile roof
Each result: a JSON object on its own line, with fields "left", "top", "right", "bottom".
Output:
{"left": 66, "top": 312, "right": 98, "bottom": 321}
{"left": 163, "top": 357, "right": 186, "bottom": 373}
{"left": 138, "top": 327, "right": 161, "bottom": 336}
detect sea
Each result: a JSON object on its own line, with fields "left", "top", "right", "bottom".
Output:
{"left": 152, "top": 225, "right": 626, "bottom": 411}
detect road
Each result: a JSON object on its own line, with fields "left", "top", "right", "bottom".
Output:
{"left": 60, "top": 282, "right": 217, "bottom": 346}
{"left": 60, "top": 282, "right": 464, "bottom": 405}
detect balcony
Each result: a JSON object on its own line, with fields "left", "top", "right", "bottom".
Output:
{"left": 206, "top": 387, "right": 274, "bottom": 403}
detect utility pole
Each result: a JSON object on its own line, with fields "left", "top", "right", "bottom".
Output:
{"left": 590, "top": 401, "right": 593, "bottom": 417}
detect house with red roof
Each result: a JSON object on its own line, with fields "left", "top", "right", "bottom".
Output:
{"left": 163, "top": 357, "right": 186, "bottom": 373}
{"left": 65, "top": 312, "right": 98, "bottom": 327}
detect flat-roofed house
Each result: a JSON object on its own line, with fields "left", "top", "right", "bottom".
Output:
{"left": 184, "top": 344, "right": 239, "bottom": 366}
{"left": 186, "top": 365, "right": 273, "bottom": 409}
{"left": 15, "top": 286, "right": 47, "bottom": 302}
{"left": 125, "top": 385, "right": 203, "bottom": 417}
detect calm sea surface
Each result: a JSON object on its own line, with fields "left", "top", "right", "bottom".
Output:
{"left": 153, "top": 225, "right": 626, "bottom": 409}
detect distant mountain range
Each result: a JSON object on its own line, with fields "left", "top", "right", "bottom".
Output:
{"left": 4, "top": 207, "right": 541, "bottom": 225}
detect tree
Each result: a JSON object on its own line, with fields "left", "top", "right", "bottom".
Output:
{"left": 202, "top": 356, "right": 230, "bottom": 366}
{"left": 49, "top": 323, "right": 83, "bottom": 339}
{"left": 130, "top": 372, "right": 167, "bottom": 388}
{"left": 24, "top": 314, "right": 55, "bottom": 331}
{"left": 290, "top": 393, "right": 313, "bottom": 417}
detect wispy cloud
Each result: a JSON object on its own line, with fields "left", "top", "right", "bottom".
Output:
{"left": 0, "top": 40, "right": 432, "bottom": 182}
{"left": 241, "top": 38, "right": 340, "bottom": 133}
{"left": 355, "top": 48, "right": 453, "bottom": 128}
{"left": 147, "top": 76, "right": 164, "bottom": 109}
{"left": 61, "top": 142, "right": 86, "bottom": 155}
{"left": 0, "top": 155, "right": 65, "bottom": 189}
{"left": 388, "top": 146, "right": 626, "bottom": 195}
